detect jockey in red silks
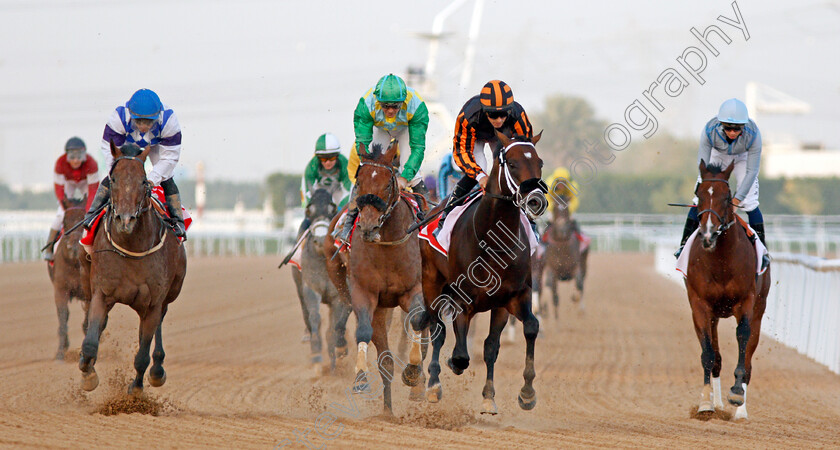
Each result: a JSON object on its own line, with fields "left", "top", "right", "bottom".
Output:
{"left": 44, "top": 137, "right": 100, "bottom": 261}
{"left": 81, "top": 88, "right": 186, "bottom": 239}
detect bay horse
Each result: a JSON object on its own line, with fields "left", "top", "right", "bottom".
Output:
{"left": 299, "top": 188, "right": 352, "bottom": 374}
{"left": 324, "top": 140, "right": 428, "bottom": 414}
{"left": 685, "top": 160, "right": 770, "bottom": 420}
{"left": 78, "top": 142, "right": 187, "bottom": 395}
{"left": 540, "top": 203, "right": 589, "bottom": 317}
{"left": 419, "top": 131, "right": 547, "bottom": 414}
{"left": 48, "top": 197, "right": 89, "bottom": 360}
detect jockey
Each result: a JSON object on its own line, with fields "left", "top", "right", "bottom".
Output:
{"left": 544, "top": 166, "right": 586, "bottom": 242}
{"left": 82, "top": 88, "right": 186, "bottom": 239}
{"left": 675, "top": 98, "right": 767, "bottom": 259}
{"left": 437, "top": 152, "right": 463, "bottom": 200}
{"left": 335, "top": 73, "right": 430, "bottom": 244}
{"left": 43, "top": 137, "right": 99, "bottom": 261}
{"left": 298, "top": 132, "right": 351, "bottom": 239}
{"left": 439, "top": 80, "right": 533, "bottom": 222}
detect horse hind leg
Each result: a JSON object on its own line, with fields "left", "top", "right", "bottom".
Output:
{"left": 728, "top": 312, "right": 753, "bottom": 408}
{"left": 333, "top": 300, "right": 351, "bottom": 360}
{"left": 481, "top": 308, "right": 509, "bottom": 415}
{"left": 446, "top": 312, "right": 471, "bottom": 375}
{"left": 514, "top": 300, "right": 539, "bottom": 411}
{"left": 425, "top": 316, "right": 446, "bottom": 403}
{"left": 370, "top": 308, "right": 394, "bottom": 415}
{"left": 734, "top": 311, "right": 764, "bottom": 420}
{"left": 401, "top": 293, "right": 428, "bottom": 389}
{"left": 149, "top": 306, "right": 168, "bottom": 388}
{"left": 304, "top": 286, "right": 323, "bottom": 376}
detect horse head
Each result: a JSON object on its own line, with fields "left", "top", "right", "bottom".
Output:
{"left": 61, "top": 196, "right": 87, "bottom": 230}
{"left": 306, "top": 188, "right": 338, "bottom": 246}
{"left": 491, "top": 130, "right": 548, "bottom": 220}
{"left": 696, "top": 160, "right": 735, "bottom": 251}
{"left": 551, "top": 204, "right": 574, "bottom": 242}
{"left": 108, "top": 141, "right": 152, "bottom": 234}
{"left": 355, "top": 139, "right": 400, "bottom": 242}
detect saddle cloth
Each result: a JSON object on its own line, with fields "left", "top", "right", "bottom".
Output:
{"left": 80, "top": 186, "right": 192, "bottom": 252}
{"left": 418, "top": 194, "right": 538, "bottom": 257}
{"left": 676, "top": 223, "right": 768, "bottom": 278}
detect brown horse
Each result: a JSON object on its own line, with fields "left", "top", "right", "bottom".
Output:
{"left": 539, "top": 204, "right": 589, "bottom": 317}
{"left": 419, "top": 131, "right": 547, "bottom": 414}
{"left": 685, "top": 160, "right": 770, "bottom": 420}
{"left": 324, "top": 140, "right": 428, "bottom": 414}
{"left": 78, "top": 142, "right": 187, "bottom": 394}
{"left": 47, "top": 197, "right": 90, "bottom": 360}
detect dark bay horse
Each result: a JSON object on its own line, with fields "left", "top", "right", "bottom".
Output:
{"left": 299, "top": 188, "right": 351, "bottom": 374}
{"left": 78, "top": 142, "right": 187, "bottom": 395}
{"left": 324, "top": 140, "right": 428, "bottom": 414}
{"left": 540, "top": 203, "right": 589, "bottom": 317}
{"left": 419, "top": 131, "right": 547, "bottom": 414}
{"left": 48, "top": 197, "right": 89, "bottom": 360}
{"left": 685, "top": 161, "right": 770, "bottom": 420}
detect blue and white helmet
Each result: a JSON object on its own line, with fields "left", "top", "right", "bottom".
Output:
{"left": 717, "top": 98, "right": 749, "bottom": 124}
{"left": 127, "top": 89, "right": 163, "bottom": 119}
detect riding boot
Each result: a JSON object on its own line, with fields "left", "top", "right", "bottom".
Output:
{"left": 437, "top": 176, "right": 477, "bottom": 231}
{"left": 674, "top": 216, "right": 700, "bottom": 259}
{"left": 336, "top": 208, "right": 358, "bottom": 245}
{"left": 751, "top": 222, "right": 771, "bottom": 268}
{"left": 43, "top": 228, "right": 60, "bottom": 261}
{"left": 164, "top": 193, "right": 187, "bottom": 239}
{"left": 82, "top": 178, "right": 110, "bottom": 229}
{"left": 411, "top": 179, "right": 429, "bottom": 198}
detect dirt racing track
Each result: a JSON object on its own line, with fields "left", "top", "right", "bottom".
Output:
{"left": 1, "top": 253, "right": 839, "bottom": 448}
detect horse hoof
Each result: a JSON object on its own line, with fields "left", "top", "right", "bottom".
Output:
{"left": 127, "top": 384, "right": 143, "bottom": 397}
{"left": 301, "top": 333, "right": 311, "bottom": 343}
{"left": 149, "top": 371, "right": 167, "bottom": 387}
{"left": 446, "top": 357, "right": 467, "bottom": 375}
{"left": 518, "top": 390, "right": 537, "bottom": 410}
{"left": 481, "top": 398, "right": 498, "bottom": 415}
{"left": 55, "top": 351, "right": 66, "bottom": 361}
{"left": 697, "top": 400, "right": 714, "bottom": 413}
{"left": 426, "top": 383, "right": 442, "bottom": 403}
{"left": 336, "top": 346, "right": 348, "bottom": 358}
{"left": 733, "top": 405, "right": 749, "bottom": 421}
{"left": 352, "top": 371, "right": 370, "bottom": 394}
{"left": 727, "top": 393, "right": 744, "bottom": 406}
{"left": 312, "top": 362, "right": 323, "bottom": 377}
{"left": 401, "top": 364, "right": 422, "bottom": 387}
{"left": 81, "top": 371, "right": 99, "bottom": 392}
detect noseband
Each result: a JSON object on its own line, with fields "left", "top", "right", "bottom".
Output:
{"left": 487, "top": 141, "right": 548, "bottom": 220}
{"left": 696, "top": 178, "right": 735, "bottom": 238}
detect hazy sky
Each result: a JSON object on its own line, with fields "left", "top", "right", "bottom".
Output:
{"left": 1, "top": 0, "right": 838, "bottom": 189}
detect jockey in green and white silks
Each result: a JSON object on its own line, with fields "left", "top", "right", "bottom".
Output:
{"left": 298, "top": 133, "right": 351, "bottom": 239}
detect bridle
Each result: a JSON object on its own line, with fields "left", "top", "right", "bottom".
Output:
{"left": 356, "top": 160, "right": 412, "bottom": 245}
{"left": 696, "top": 178, "right": 735, "bottom": 239}
{"left": 97, "top": 155, "right": 166, "bottom": 259}
{"left": 485, "top": 141, "right": 548, "bottom": 221}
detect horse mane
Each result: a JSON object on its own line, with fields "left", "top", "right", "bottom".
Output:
{"left": 309, "top": 188, "right": 333, "bottom": 205}
{"left": 704, "top": 163, "right": 726, "bottom": 175}
{"left": 359, "top": 142, "right": 385, "bottom": 161}
{"left": 118, "top": 143, "right": 144, "bottom": 157}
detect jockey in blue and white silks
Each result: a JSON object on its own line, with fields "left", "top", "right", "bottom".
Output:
{"left": 82, "top": 88, "right": 187, "bottom": 239}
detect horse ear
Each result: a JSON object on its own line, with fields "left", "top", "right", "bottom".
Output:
{"left": 139, "top": 146, "right": 151, "bottom": 162}
{"left": 723, "top": 161, "right": 735, "bottom": 179}
{"left": 384, "top": 138, "right": 399, "bottom": 164}
{"left": 532, "top": 131, "right": 543, "bottom": 146}
{"left": 110, "top": 139, "right": 119, "bottom": 158}
{"left": 495, "top": 130, "right": 511, "bottom": 148}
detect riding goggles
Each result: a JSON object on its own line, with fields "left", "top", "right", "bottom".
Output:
{"left": 721, "top": 123, "right": 744, "bottom": 132}
{"left": 486, "top": 111, "right": 509, "bottom": 120}
{"left": 66, "top": 148, "right": 86, "bottom": 161}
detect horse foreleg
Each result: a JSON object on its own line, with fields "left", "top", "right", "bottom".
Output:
{"left": 689, "top": 293, "right": 716, "bottom": 414}
{"left": 293, "top": 267, "right": 311, "bottom": 342}
{"left": 401, "top": 292, "right": 427, "bottom": 390}
{"left": 129, "top": 305, "right": 162, "bottom": 396}
{"left": 546, "top": 266, "right": 560, "bottom": 320}
{"left": 303, "top": 286, "right": 323, "bottom": 374}
{"left": 149, "top": 305, "right": 168, "bottom": 388}
{"left": 351, "top": 288, "right": 375, "bottom": 393}
{"left": 709, "top": 317, "right": 724, "bottom": 409}
{"left": 481, "top": 308, "right": 509, "bottom": 415}
{"left": 512, "top": 294, "right": 539, "bottom": 411}
{"left": 370, "top": 308, "right": 393, "bottom": 415}
{"left": 79, "top": 292, "right": 107, "bottom": 391}
{"left": 447, "top": 312, "right": 471, "bottom": 375}
{"left": 54, "top": 289, "right": 70, "bottom": 360}
{"left": 333, "top": 299, "right": 351, "bottom": 360}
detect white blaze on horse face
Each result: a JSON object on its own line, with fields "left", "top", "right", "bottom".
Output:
{"left": 371, "top": 170, "right": 378, "bottom": 178}
{"left": 524, "top": 151, "right": 532, "bottom": 159}
{"left": 702, "top": 212, "right": 715, "bottom": 240}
